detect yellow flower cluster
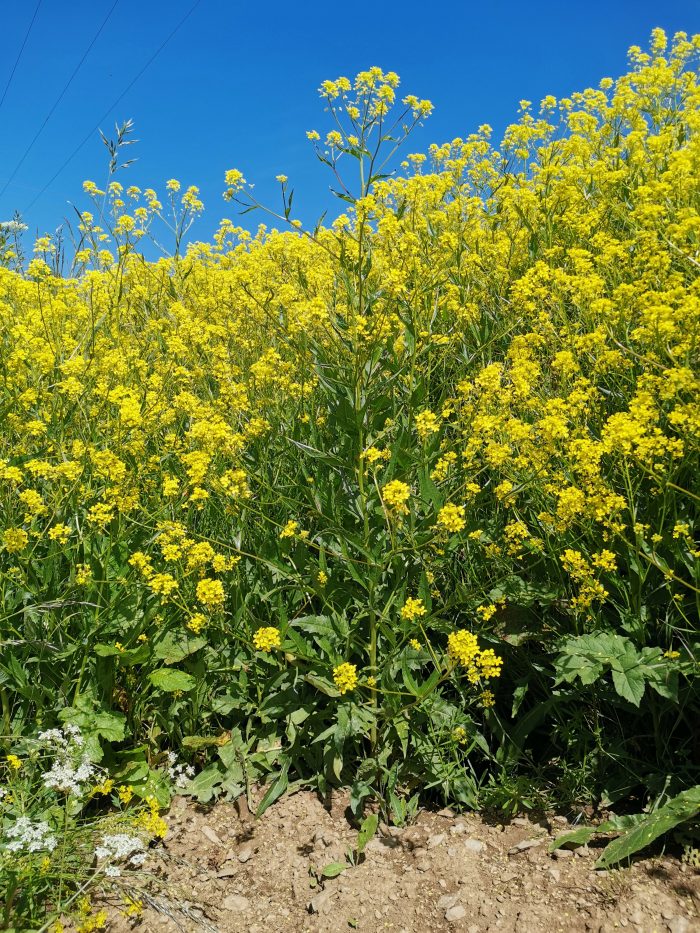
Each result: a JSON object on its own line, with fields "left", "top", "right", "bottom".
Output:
{"left": 253, "top": 626, "right": 281, "bottom": 652}
{"left": 447, "top": 630, "right": 503, "bottom": 684}
{"left": 382, "top": 480, "right": 411, "bottom": 516}
{"left": 333, "top": 662, "right": 358, "bottom": 695}
{"left": 436, "top": 503, "right": 466, "bottom": 533}
{"left": 401, "top": 597, "right": 427, "bottom": 621}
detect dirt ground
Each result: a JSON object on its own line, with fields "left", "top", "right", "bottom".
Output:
{"left": 101, "top": 790, "right": 699, "bottom": 933}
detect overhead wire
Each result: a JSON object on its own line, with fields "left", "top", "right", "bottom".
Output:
{"left": 0, "top": 0, "right": 121, "bottom": 202}
{"left": 0, "top": 0, "right": 43, "bottom": 112}
{"left": 23, "top": 0, "right": 203, "bottom": 215}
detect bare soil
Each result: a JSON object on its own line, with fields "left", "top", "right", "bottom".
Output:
{"left": 101, "top": 790, "right": 699, "bottom": 933}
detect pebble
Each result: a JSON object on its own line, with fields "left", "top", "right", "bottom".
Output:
{"left": 512, "top": 817, "right": 530, "bottom": 827}
{"left": 464, "top": 838, "right": 485, "bottom": 854}
{"left": 201, "top": 826, "right": 224, "bottom": 846}
{"left": 450, "top": 821, "right": 467, "bottom": 835}
{"left": 238, "top": 846, "right": 253, "bottom": 862}
{"left": 547, "top": 868, "right": 561, "bottom": 883}
{"left": 223, "top": 895, "right": 250, "bottom": 912}
{"left": 552, "top": 848, "right": 573, "bottom": 859}
{"left": 667, "top": 919, "right": 689, "bottom": 933}
{"left": 446, "top": 905, "right": 467, "bottom": 922}
{"left": 508, "top": 837, "right": 544, "bottom": 855}
{"left": 437, "top": 807, "right": 456, "bottom": 818}
{"left": 427, "top": 833, "right": 446, "bottom": 849}
{"left": 308, "top": 890, "right": 332, "bottom": 914}
{"left": 438, "top": 894, "right": 459, "bottom": 910}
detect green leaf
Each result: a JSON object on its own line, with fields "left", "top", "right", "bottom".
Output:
{"left": 597, "top": 786, "right": 700, "bottom": 869}
{"left": 548, "top": 827, "right": 598, "bottom": 850}
{"left": 148, "top": 668, "right": 196, "bottom": 692}
{"left": 357, "top": 813, "right": 378, "bottom": 855}
{"left": 321, "top": 861, "right": 347, "bottom": 878}
{"left": 152, "top": 632, "right": 207, "bottom": 663}
{"left": 305, "top": 673, "right": 340, "bottom": 697}
{"left": 256, "top": 758, "right": 290, "bottom": 817}
{"left": 186, "top": 765, "right": 223, "bottom": 803}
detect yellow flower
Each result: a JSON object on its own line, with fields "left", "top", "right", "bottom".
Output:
{"left": 196, "top": 578, "right": 225, "bottom": 608}
{"left": 477, "top": 649, "right": 503, "bottom": 680}
{"left": 118, "top": 785, "right": 134, "bottom": 805}
{"left": 253, "top": 626, "right": 281, "bottom": 652}
{"left": 401, "top": 597, "right": 427, "bottom": 621}
{"left": 415, "top": 409, "right": 440, "bottom": 440}
{"left": 333, "top": 662, "right": 358, "bottom": 695}
{"left": 409, "top": 638, "right": 422, "bottom": 651}
{"left": 436, "top": 503, "right": 466, "bottom": 533}
{"left": 382, "top": 480, "right": 411, "bottom": 516}
{"left": 479, "top": 690, "right": 496, "bottom": 708}
{"left": 187, "top": 613, "right": 207, "bottom": 634}
{"left": 447, "top": 630, "right": 479, "bottom": 668}
{"left": 6, "top": 754, "right": 21, "bottom": 771}
{"left": 2, "top": 528, "right": 28, "bottom": 553}
{"left": 279, "top": 520, "right": 300, "bottom": 539}
{"left": 48, "top": 523, "right": 71, "bottom": 545}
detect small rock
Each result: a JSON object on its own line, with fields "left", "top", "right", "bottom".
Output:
{"left": 238, "top": 846, "right": 253, "bottom": 863}
{"left": 512, "top": 817, "right": 530, "bottom": 827}
{"left": 446, "top": 905, "right": 467, "bottom": 922}
{"left": 437, "top": 807, "right": 456, "bottom": 818}
{"left": 427, "top": 833, "right": 446, "bottom": 849}
{"left": 508, "top": 838, "right": 544, "bottom": 855}
{"left": 223, "top": 895, "right": 250, "bottom": 912}
{"left": 450, "top": 821, "right": 467, "bottom": 835}
{"left": 438, "top": 894, "right": 459, "bottom": 910}
{"left": 201, "top": 826, "right": 224, "bottom": 846}
{"left": 552, "top": 848, "right": 573, "bottom": 859}
{"left": 551, "top": 815, "right": 568, "bottom": 825}
{"left": 171, "top": 796, "right": 188, "bottom": 810}
{"left": 415, "top": 859, "right": 431, "bottom": 872}
{"left": 547, "top": 868, "right": 561, "bottom": 883}
{"left": 667, "top": 919, "right": 689, "bottom": 933}
{"left": 308, "top": 890, "right": 332, "bottom": 915}
{"left": 217, "top": 864, "right": 238, "bottom": 878}
{"left": 464, "top": 838, "right": 485, "bottom": 854}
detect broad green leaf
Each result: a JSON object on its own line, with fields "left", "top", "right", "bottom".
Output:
{"left": 597, "top": 786, "right": 700, "bottom": 869}
{"left": 148, "top": 668, "right": 196, "bottom": 692}
{"left": 357, "top": 812, "right": 378, "bottom": 854}
{"left": 321, "top": 861, "right": 347, "bottom": 878}
{"left": 186, "top": 765, "right": 223, "bottom": 803}
{"left": 152, "top": 632, "right": 207, "bottom": 663}
{"left": 548, "top": 827, "right": 598, "bottom": 850}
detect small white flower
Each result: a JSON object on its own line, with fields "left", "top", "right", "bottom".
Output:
{"left": 4, "top": 817, "right": 57, "bottom": 853}
{"left": 104, "top": 864, "right": 121, "bottom": 877}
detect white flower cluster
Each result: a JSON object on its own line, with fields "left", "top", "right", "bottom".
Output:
{"left": 5, "top": 817, "right": 57, "bottom": 853}
{"left": 38, "top": 724, "right": 95, "bottom": 796}
{"left": 166, "top": 751, "right": 194, "bottom": 788}
{"left": 0, "top": 220, "right": 27, "bottom": 233}
{"left": 95, "top": 833, "right": 146, "bottom": 876}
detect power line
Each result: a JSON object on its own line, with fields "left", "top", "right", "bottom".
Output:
{"left": 0, "top": 0, "right": 120, "bottom": 202}
{"left": 0, "top": 0, "right": 43, "bottom": 112}
{"left": 23, "top": 0, "right": 203, "bottom": 215}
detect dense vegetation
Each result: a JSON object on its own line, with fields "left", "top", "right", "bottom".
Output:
{"left": 1, "top": 27, "right": 699, "bottom": 928}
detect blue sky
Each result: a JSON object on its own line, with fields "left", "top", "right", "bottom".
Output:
{"left": 1, "top": 0, "right": 698, "bottom": 249}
